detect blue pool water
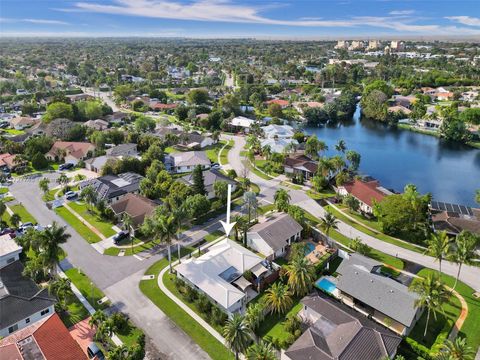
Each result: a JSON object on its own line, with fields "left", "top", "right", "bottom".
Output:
{"left": 315, "top": 278, "right": 337, "bottom": 294}
{"left": 304, "top": 243, "right": 315, "bottom": 255}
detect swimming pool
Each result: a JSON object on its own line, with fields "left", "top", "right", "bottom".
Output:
{"left": 315, "top": 278, "right": 337, "bottom": 294}
{"left": 304, "top": 242, "right": 315, "bottom": 255}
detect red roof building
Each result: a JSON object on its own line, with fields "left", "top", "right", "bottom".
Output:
{"left": 0, "top": 314, "right": 87, "bottom": 360}
{"left": 338, "top": 179, "right": 393, "bottom": 214}
{"left": 265, "top": 99, "right": 289, "bottom": 108}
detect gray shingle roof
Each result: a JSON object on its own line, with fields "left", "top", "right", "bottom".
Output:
{"left": 284, "top": 293, "right": 401, "bottom": 360}
{"left": 80, "top": 172, "right": 144, "bottom": 201}
{"left": 336, "top": 253, "right": 419, "bottom": 326}
{"left": 180, "top": 169, "right": 237, "bottom": 194}
{"left": 247, "top": 213, "right": 302, "bottom": 252}
{"left": 0, "top": 261, "right": 56, "bottom": 329}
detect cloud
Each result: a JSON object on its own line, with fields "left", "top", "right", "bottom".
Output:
{"left": 389, "top": 10, "right": 415, "bottom": 15}
{"left": 446, "top": 16, "right": 480, "bottom": 27}
{"left": 0, "top": 17, "right": 69, "bottom": 25}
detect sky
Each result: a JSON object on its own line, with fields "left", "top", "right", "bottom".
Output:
{"left": 1, "top": 0, "right": 480, "bottom": 38}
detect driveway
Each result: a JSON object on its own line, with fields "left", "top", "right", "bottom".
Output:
{"left": 224, "top": 134, "right": 480, "bottom": 292}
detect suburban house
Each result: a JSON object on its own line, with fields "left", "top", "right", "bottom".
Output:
{"left": 10, "top": 117, "right": 39, "bottom": 130}
{"left": 105, "top": 143, "right": 138, "bottom": 157}
{"left": 229, "top": 116, "right": 256, "bottom": 133}
{"left": 66, "top": 93, "right": 94, "bottom": 102}
{"left": 293, "top": 101, "right": 324, "bottom": 114}
{"left": 83, "top": 119, "right": 109, "bottom": 131}
{"left": 337, "top": 178, "right": 393, "bottom": 214}
{"left": 104, "top": 111, "right": 128, "bottom": 124}
{"left": 165, "top": 151, "right": 211, "bottom": 173}
{"left": 284, "top": 154, "right": 318, "bottom": 180}
{"left": 247, "top": 213, "right": 302, "bottom": 260}
{"left": 264, "top": 99, "right": 289, "bottom": 108}
{"left": 178, "top": 132, "right": 215, "bottom": 149}
{"left": 0, "top": 260, "right": 56, "bottom": 337}
{"left": 262, "top": 124, "right": 295, "bottom": 139}
{"left": 175, "top": 239, "right": 273, "bottom": 315}
{"left": 260, "top": 138, "right": 298, "bottom": 154}
{"left": 0, "top": 234, "right": 22, "bottom": 269}
{"left": 283, "top": 293, "right": 402, "bottom": 360}
{"left": 84, "top": 155, "right": 114, "bottom": 173}
{"left": 46, "top": 141, "right": 95, "bottom": 165}
{"left": 0, "top": 153, "right": 24, "bottom": 172}
{"left": 79, "top": 172, "right": 144, "bottom": 204}
{"left": 180, "top": 169, "right": 237, "bottom": 199}
{"left": 110, "top": 193, "right": 158, "bottom": 228}
{"left": 335, "top": 253, "right": 421, "bottom": 335}
{"left": 0, "top": 313, "right": 86, "bottom": 360}
{"left": 430, "top": 200, "right": 480, "bottom": 236}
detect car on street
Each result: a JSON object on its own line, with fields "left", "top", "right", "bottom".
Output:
{"left": 210, "top": 162, "right": 221, "bottom": 169}
{"left": 113, "top": 230, "right": 129, "bottom": 244}
{"left": 59, "top": 163, "right": 74, "bottom": 171}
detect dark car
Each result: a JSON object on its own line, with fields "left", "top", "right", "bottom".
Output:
{"left": 59, "top": 163, "right": 74, "bottom": 171}
{"left": 0, "top": 228, "right": 15, "bottom": 237}
{"left": 87, "top": 343, "right": 104, "bottom": 360}
{"left": 113, "top": 230, "right": 129, "bottom": 244}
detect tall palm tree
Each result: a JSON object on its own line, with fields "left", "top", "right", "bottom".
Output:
{"left": 450, "top": 231, "right": 478, "bottom": 291}
{"left": 244, "top": 302, "right": 265, "bottom": 336}
{"left": 0, "top": 200, "right": 6, "bottom": 220}
{"left": 80, "top": 185, "right": 97, "bottom": 213}
{"left": 48, "top": 277, "right": 72, "bottom": 310}
{"left": 317, "top": 157, "right": 333, "bottom": 178}
{"left": 285, "top": 256, "right": 316, "bottom": 296}
{"left": 89, "top": 310, "right": 107, "bottom": 329}
{"left": 39, "top": 177, "right": 50, "bottom": 195}
{"left": 274, "top": 188, "right": 290, "bottom": 212}
{"left": 264, "top": 282, "right": 293, "bottom": 315}
{"left": 10, "top": 213, "right": 21, "bottom": 228}
{"left": 223, "top": 313, "right": 251, "bottom": 360}
{"left": 262, "top": 145, "right": 272, "bottom": 161}
{"left": 436, "top": 337, "right": 475, "bottom": 360}
{"left": 36, "top": 222, "right": 71, "bottom": 275}
{"left": 320, "top": 212, "right": 338, "bottom": 241}
{"left": 155, "top": 214, "right": 178, "bottom": 272}
{"left": 424, "top": 231, "right": 450, "bottom": 274}
{"left": 57, "top": 173, "right": 69, "bottom": 190}
{"left": 246, "top": 341, "right": 277, "bottom": 360}
{"left": 410, "top": 273, "right": 450, "bottom": 338}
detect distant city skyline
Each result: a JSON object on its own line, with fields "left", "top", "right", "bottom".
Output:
{"left": 1, "top": 0, "right": 480, "bottom": 38}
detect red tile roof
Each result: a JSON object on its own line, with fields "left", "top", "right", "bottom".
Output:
{"left": 265, "top": 99, "right": 289, "bottom": 107}
{"left": 342, "top": 180, "right": 387, "bottom": 206}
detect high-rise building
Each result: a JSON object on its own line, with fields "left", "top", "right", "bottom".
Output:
{"left": 390, "top": 40, "right": 405, "bottom": 51}
{"left": 348, "top": 41, "right": 365, "bottom": 51}
{"left": 367, "top": 40, "right": 382, "bottom": 50}
{"left": 334, "top": 40, "right": 349, "bottom": 49}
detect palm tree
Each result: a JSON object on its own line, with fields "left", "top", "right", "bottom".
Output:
{"left": 39, "top": 177, "right": 50, "bottom": 195}
{"left": 107, "top": 345, "right": 129, "bottom": 360}
{"left": 143, "top": 214, "right": 178, "bottom": 272}
{"left": 274, "top": 188, "right": 290, "bottom": 212}
{"left": 36, "top": 222, "right": 70, "bottom": 275}
{"left": 243, "top": 191, "right": 258, "bottom": 224}
{"left": 285, "top": 256, "right": 316, "bottom": 296}
{"left": 320, "top": 212, "right": 338, "bottom": 241}
{"left": 57, "top": 173, "right": 69, "bottom": 190}
{"left": 244, "top": 302, "right": 265, "bottom": 336}
{"left": 264, "top": 282, "right": 293, "bottom": 315}
{"left": 262, "top": 145, "right": 272, "bottom": 161}
{"left": 223, "top": 313, "right": 251, "bottom": 360}
{"left": 48, "top": 277, "right": 72, "bottom": 310}
{"left": 80, "top": 185, "right": 97, "bottom": 213}
{"left": 246, "top": 341, "right": 277, "bottom": 360}
{"left": 10, "top": 213, "right": 21, "bottom": 228}
{"left": 0, "top": 200, "right": 6, "bottom": 219}
{"left": 436, "top": 337, "right": 475, "bottom": 360}
{"left": 317, "top": 157, "right": 333, "bottom": 178}
{"left": 424, "top": 231, "right": 450, "bottom": 274}
{"left": 349, "top": 237, "right": 370, "bottom": 255}
{"left": 410, "top": 273, "right": 450, "bottom": 338}
{"left": 89, "top": 310, "right": 107, "bottom": 329}
{"left": 450, "top": 231, "right": 478, "bottom": 291}
{"left": 335, "top": 139, "right": 347, "bottom": 153}
{"left": 122, "top": 213, "right": 135, "bottom": 253}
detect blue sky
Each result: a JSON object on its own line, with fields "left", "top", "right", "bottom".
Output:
{"left": 1, "top": 0, "right": 480, "bottom": 38}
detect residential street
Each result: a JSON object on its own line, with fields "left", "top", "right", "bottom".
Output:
{"left": 224, "top": 134, "right": 480, "bottom": 292}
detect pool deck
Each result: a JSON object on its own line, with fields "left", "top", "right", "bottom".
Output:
{"left": 305, "top": 242, "right": 329, "bottom": 264}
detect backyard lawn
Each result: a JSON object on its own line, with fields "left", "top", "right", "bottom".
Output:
{"left": 64, "top": 268, "right": 111, "bottom": 311}
{"left": 257, "top": 301, "right": 302, "bottom": 343}
{"left": 55, "top": 206, "right": 102, "bottom": 243}
{"left": 68, "top": 202, "right": 117, "bottom": 238}
{"left": 60, "top": 293, "right": 91, "bottom": 328}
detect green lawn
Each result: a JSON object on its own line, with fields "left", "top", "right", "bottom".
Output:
{"left": 219, "top": 140, "right": 232, "bottom": 165}
{"left": 257, "top": 301, "right": 302, "bottom": 343}
{"left": 116, "top": 321, "right": 144, "bottom": 347}
{"left": 68, "top": 202, "right": 117, "bottom": 238}
{"left": 205, "top": 141, "right": 227, "bottom": 163}
{"left": 64, "top": 268, "right": 110, "bottom": 311}
{"left": 255, "top": 159, "right": 281, "bottom": 177}
{"left": 10, "top": 204, "right": 36, "bottom": 224}
{"left": 60, "top": 293, "right": 91, "bottom": 328}
{"left": 55, "top": 206, "right": 102, "bottom": 243}
{"left": 325, "top": 205, "right": 425, "bottom": 254}
{"left": 139, "top": 251, "right": 234, "bottom": 360}
{"left": 306, "top": 189, "right": 336, "bottom": 200}
{"left": 0, "top": 187, "right": 8, "bottom": 194}
{"left": 42, "top": 188, "right": 58, "bottom": 202}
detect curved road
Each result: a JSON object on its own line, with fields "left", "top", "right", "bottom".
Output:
{"left": 224, "top": 134, "right": 480, "bottom": 292}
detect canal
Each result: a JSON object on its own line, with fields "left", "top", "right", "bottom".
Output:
{"left": 303, "top": 106, "right": 480, "bottom": 207}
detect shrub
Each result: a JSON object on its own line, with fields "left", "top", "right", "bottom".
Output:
{"left": 184, "top": 285, "right": 198, "bottom": 302}
{"left": 110, "top": 312, "right": 129, "bottom": 332}
{"left": 284, "top": 315, "right": 301, "bottom": 334}
{"left": 211, "top": 306, "right": 227, "bottom": 326}
{"left": 31, "top": 153, "right": 49, "bottom": 170}
{"left": 195, "top": 293, "right": 212, "bottom": 314}
{"left": 404, "top": 338, "right": 432, "bottom": 360}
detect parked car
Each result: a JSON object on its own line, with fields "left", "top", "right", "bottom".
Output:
{"left": 87, "top": 343, "right": 104, "bottom": 360}
{"left": 0, "top": 227, "right": 15, "bottom": 237}
{"left": 211, "top": 162, "right": 220, "bottom": 169}
{"left": 65, "top": 191, "right": 77, "bottom": 200}
{"left": 113, "top": 230, "right": 129, "bottom": 244}
{"left": 59, "top": 163, "right": 74, "bottom": 171}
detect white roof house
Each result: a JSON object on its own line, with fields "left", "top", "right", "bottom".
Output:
{"left": 230, "top": 116, "right": 256, "bottom": 129}
{"left": 261, "top": 138, "right": 298, "bottom": 153}
{"left": 262, "top": 124, "right": 295, "bottom": 139}
{"left": 175, "top": 239, "right": 265, "bottom": 314}
{"left": 0, "top": 234, "right": 22, "bottom": 269}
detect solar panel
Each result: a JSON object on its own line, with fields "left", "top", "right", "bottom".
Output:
{"left": 430, "top": 201, "right": 473, "bottom": 216}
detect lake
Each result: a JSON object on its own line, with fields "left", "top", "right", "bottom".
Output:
{"left": 303, "top": 105, "right": 480, "bottom": 207}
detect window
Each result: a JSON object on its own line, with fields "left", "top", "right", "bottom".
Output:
{"left": 25, "top": 318, "right": 30, "bottom": 324}
{"left": 40, "top": 308, "right": 50, "bottom": 316}
{"left": 8, "top": 324, "right": 18, "bottom": 333}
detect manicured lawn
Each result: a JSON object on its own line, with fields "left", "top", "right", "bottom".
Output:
{"left": 68, "top": 202, "right": 117, "bottom": 238}
{"left": 204, "top": 141, "right": 227, "bottom": 163}
{"left": 64, "top": 268, "right": 110, "bottom": 311}
{"left": 258, "top": 204, "right": 275, "bottom": 215}
{"left": 250, "top": 183, "right": 260, "bottom": 194}
{"left": 60, "top": 293, "right": 91, "bottom": 328}
{"left": 219, "top": 140, "right": 232, "bottom": 165}
{"left": 255, "top": 159, "right": 281, "bottom": 177}
{"left": 164, "top": 146, "right": 177, "bottom": 154}
{"left": 42, "top": 188, "right": 58, "bottom": 202}
{"left": 103, "top": 247, "right": 121, "bottom": 256}
{"left": 116, "top": 321, "right": 144, "bottom": 347}
{"left": 325, "top": 205, "right": 425, "bottom": 254}
{"left": 55, "top": 206, "right": 102, "bottom": 243}
{"left": 0, "top": 187, "right": 8, "bottom": 194}
{"left": 258, "top": 301, "right": 302, "bottom": 343}
{"left": 306, "top": 188, "right": 337, "bottom": 200}
{"left": 139, "top": 250, "right": 234, "bottom": 360}
{"left": 10, "top": 204, "right": 36, "bottom": 224}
